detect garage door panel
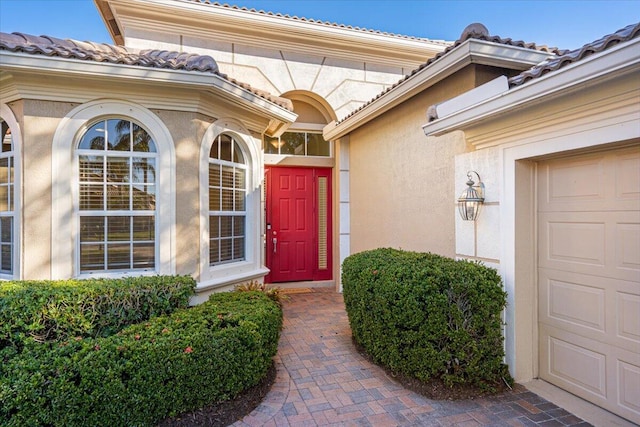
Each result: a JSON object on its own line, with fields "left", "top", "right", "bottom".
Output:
{"left": 539, "top": 211, "right": 639, "bottom": 282}
{"left": 540, "top": 325, "right": 607, "bottom": 399}
{"left": 616, "top": 222, "right": 640, "bottom": 272}
{"left": 539, "top": 215, "right": 606, "bottom": 267}
{"left": 615, "top": 150, "right": 640, "bottom": 202}
{"left": 617, "top": 291, "right": 640, "bottom": 344}
{"left": 618, "top": 359, "right": 640, "bottom": 415}
{"left": 538, "top": 145, "right": 640, "bottom": 423}
{"left": 540, "top": 268, "right": 639, "bottom": 352}
{"left": 539, "top": 146, "right": 640, "bottom": 213}
{"left": 540, "top": 156, "right": 606, "bottom": 205}
{"left": 540, "top": 325, "right": 640, "bottom": 422}
{"left": 539, "top": 269, "right": 605, "bottom": 332}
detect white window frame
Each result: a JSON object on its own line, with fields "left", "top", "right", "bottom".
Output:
{"left": 198, "top": 118, "right": 267, "bottom": 290}
{"left": 208, "top": 134, "right": 247, "bottom": 266}
{"left": 52, "top": 100, "right": 175, "bottom": 279}
{"left": 76, "top": 118, "right": 158, "bottom": 274}
{"left": 0, "top": 103, "right": 21, "bottom": 280}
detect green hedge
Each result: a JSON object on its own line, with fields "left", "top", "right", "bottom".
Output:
{"left": 0, "top": 291, "right": 282, "bottom": 427}
{"left": 0, "top": 276, "right": 196, "bottom": 355}
{"left": 342, "top": 248, "right": 511, "bottom": 390}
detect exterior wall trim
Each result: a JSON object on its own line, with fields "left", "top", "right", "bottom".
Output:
{"left": 197, "top": 117, "right": 267, "bottom": 290}
{"left": 51, "top": 99, "right": 176, "bottom": 279}
{"left": 0, "top": 103, "right": 22, "bottom": 279}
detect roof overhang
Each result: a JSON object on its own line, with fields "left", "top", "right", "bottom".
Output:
{"left": 0, "top": 49, "right": 297, "bottom": 134}
{"left": 323, "top": 38, "right": 554, "bottom": 141}
{"left": 94, "top": 0, "right": 449, "bottom": 68}
{"left": 421, "top": 37, "right": 640, "bottom": 140}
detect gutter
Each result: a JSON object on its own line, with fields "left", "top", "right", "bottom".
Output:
{"left": 422, "top": 38, "right": 640, "bottom": 137}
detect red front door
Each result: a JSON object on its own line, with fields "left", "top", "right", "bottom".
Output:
{"left": 265, "top": 167, "right": 331, "bottom": 283}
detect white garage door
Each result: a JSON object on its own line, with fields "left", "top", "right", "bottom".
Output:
{"left": 538, "top": 145, "right": 640, "bottom": 424}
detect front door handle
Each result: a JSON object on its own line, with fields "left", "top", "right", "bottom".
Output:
{"left": 272, "top": 237, "right": 277, "bottom": 254}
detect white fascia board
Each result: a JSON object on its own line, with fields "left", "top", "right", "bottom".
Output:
{"left": 0, "top": 51, "right": 296, "bottom": 123}
{"left": 178, "top": 0, "right": 443, "bottom": 47}
{"left": 109, "top": 0, "right": 448, "bottom": 65}
{"left": 422, "top": 38, "right": 640, "bottom": 137}
{"left": 324, "top": 39, "right": 554, "bottom": 141}
{"left": 135, "top": 0, "right": 449, "bottom": 50}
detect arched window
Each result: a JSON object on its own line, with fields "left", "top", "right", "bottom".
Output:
{"left": 76, "top": 118, "right": 157, "bottom": 272}
{"left": 0, "top": 120, "right": 14, "bottom": 275}
{"left": 264, "top": 94, "right": 335, "bottom": 157}
{"left": 208, "top": 134, "right": 246, "bottom": 265}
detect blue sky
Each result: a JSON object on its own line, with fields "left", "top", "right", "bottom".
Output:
{"left": 0, "top": 0, "right": 638, "bottom": 51}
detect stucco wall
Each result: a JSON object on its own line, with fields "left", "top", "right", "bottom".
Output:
{"left": 156, "top": 110, "right": 211, "bottom": 279}
{"left": 22, "top": 100, "right": 76, "bottom": 279}
{"left": 347, "top": 68, "right": 491, "bottom": 257}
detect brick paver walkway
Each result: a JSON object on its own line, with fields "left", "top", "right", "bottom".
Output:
{"left": 232, "top": 289, "right": 591, "bottom": 426}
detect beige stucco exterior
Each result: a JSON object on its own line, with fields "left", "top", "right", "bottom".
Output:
{"left": 21, "top": 101, "right": 68, "bottom": 279}
{"left": 161, "top": 110, "right": 207, "bottom": 278}
{"left": 347, "top": 65, "right": 511, "bottom": 257}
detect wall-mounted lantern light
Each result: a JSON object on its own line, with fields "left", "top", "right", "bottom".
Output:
{"left": 457, "top": 171, "right": 485, "bottom": 221}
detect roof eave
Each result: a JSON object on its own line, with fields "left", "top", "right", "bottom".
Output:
{"left": 98, "top": 0, "right": 450, "bottom": 68}
{"left": 324, "top": 39, "right": 554, "bottom": 141}
{"left": 93, "top": 0, "right": 123, "bottom": 45}
{"left": 0, "top": 50, "right": 297, "bottom": 124}
{"left": 421, "top": 37, "right": 640, "bottom": 138}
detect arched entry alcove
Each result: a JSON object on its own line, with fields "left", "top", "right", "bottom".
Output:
{"left": 264, "top": 91, "right": 336, "bottom": 284}
{"left": 264, "top": 91, "right": 336, "bottom": 156}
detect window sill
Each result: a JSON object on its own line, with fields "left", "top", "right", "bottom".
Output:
{"left": 76, "top": 270, "right": 157, "bottom": 280}
{"left": 196, "top": 266, "right": 269, "bottom": 293}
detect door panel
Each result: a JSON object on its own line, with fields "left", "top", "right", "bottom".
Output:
{"left": 265, "top": 167, "right": 332, "bottom": 283}
{"left": 267, "top": 167, "right": 314, "bottom": 282}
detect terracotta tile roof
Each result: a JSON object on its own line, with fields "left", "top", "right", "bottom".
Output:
{"left": 335, "top": 23, "right": 565, "bottom": 124}
{"left": 184, "top": 0, "right": 450, "bottom": 45}
{"left": 509, "top": 22, "right": 640, "bottom": 87}
{"left": 0, "top": 32, "right": 293, "bottom": 111}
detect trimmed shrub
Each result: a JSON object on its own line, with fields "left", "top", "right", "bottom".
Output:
{"left": 0, "top": 276, "right": 195, "bottom": 354}
{"left": 235, "top": 280, "right": 290, "bottom": 306}
{"left": 0, "top": 291, "right": 282, "bottom": 427}
{"left": 342, "top": 248, "right": 511, "bottom": 390}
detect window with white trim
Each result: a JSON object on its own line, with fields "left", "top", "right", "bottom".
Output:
{"left": 0, "top": 120, "right": 14, "bottom": 274}
{"left": 209, "top": 134, "right": 246, "bottom": 265}
{"left": 76, "top": 118, "right": 157, "bottom": 273}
